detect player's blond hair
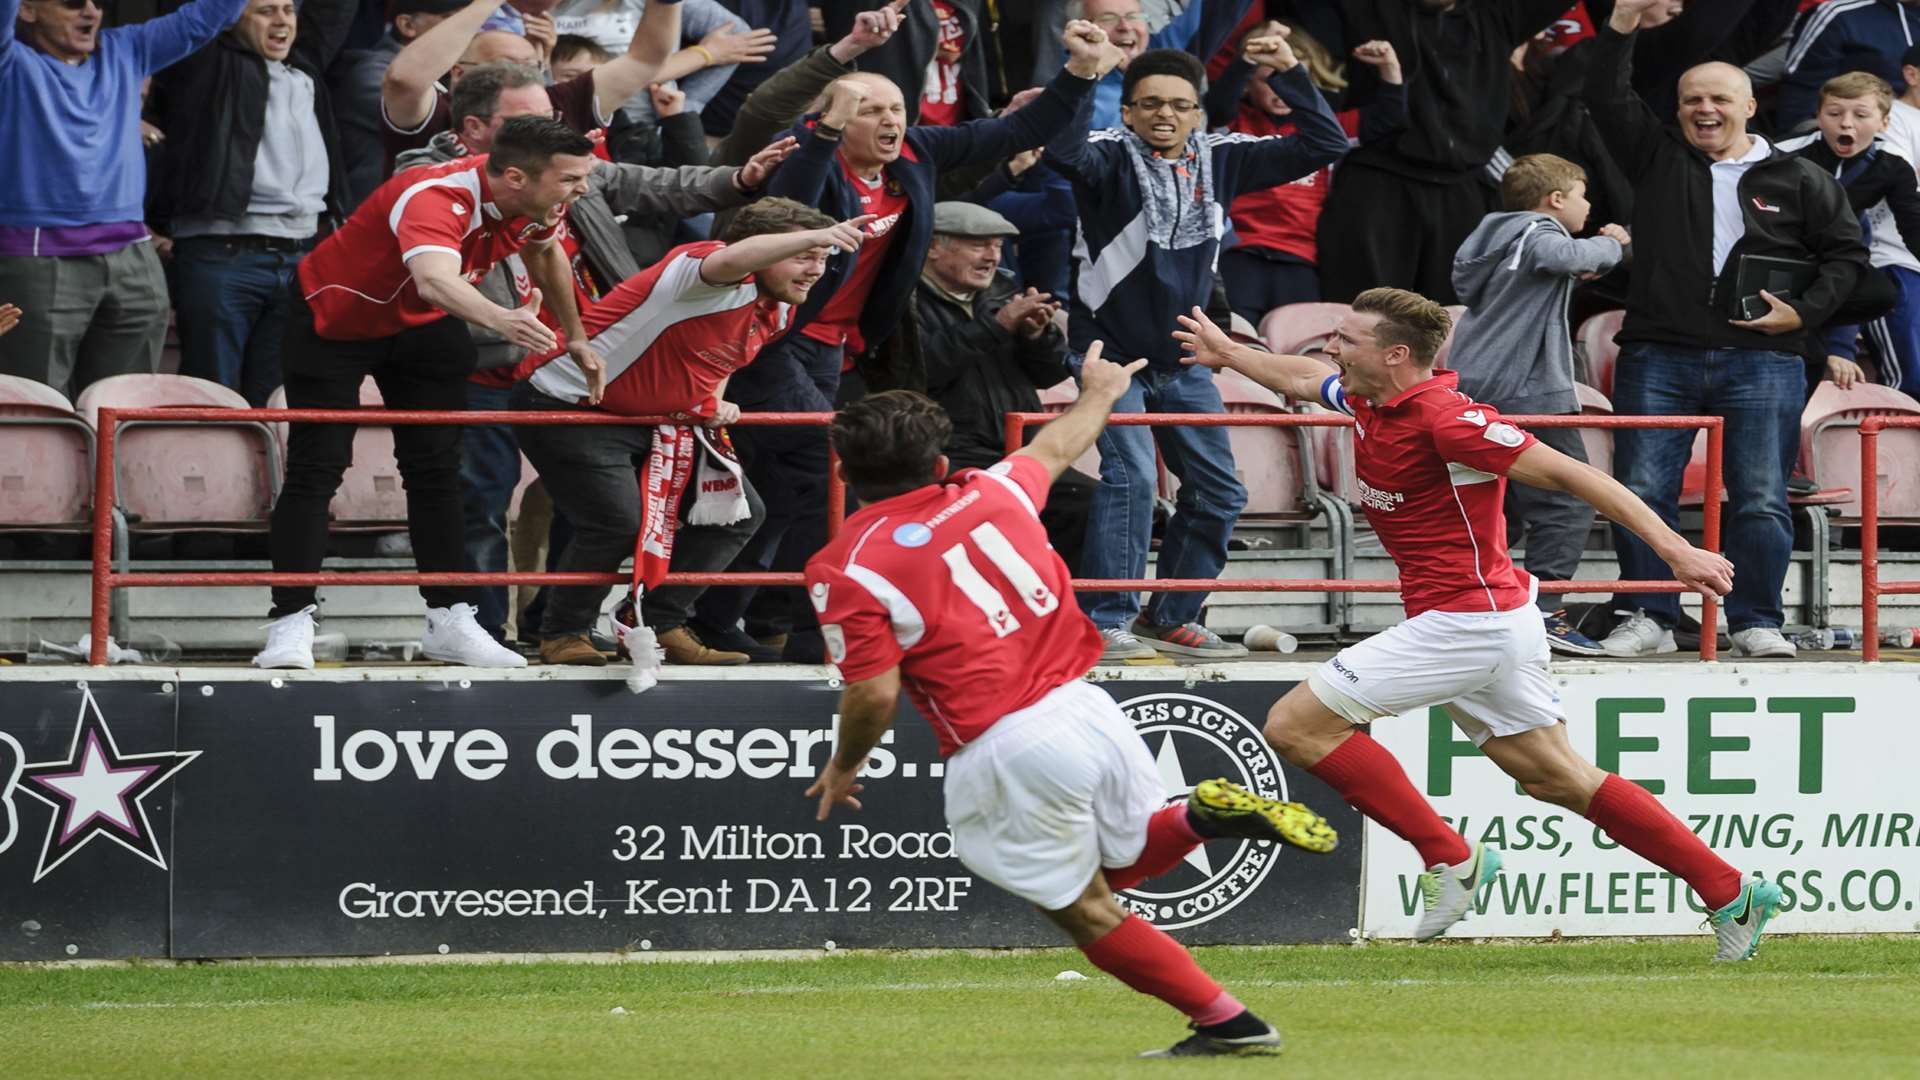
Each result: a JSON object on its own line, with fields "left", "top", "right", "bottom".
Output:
{"left": 1821, "top": 71, "right": 1893, "bottom": 116}
{"left": 1500, "top": 153, "right": 1587, "bottom": 213}
{"left": 1351, "top": 288, "right": 1451, "bottom": 367}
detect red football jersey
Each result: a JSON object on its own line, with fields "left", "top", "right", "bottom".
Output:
{"left": 516, "top": 242, "right": 784, "bottom": 416}
{"left": 806, "top": 455, "right": 1102, "bottom": 756}
{"left": 297, "top": 156, "right": 564, "bottom": 341}
{"left": 1321, "top": 370, "right": 1539, "bottom": 616}
{"left": 801, "top": 162, "right": 908, "bottom": 354}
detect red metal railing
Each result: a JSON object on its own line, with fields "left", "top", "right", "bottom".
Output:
{"left": 85, "top": 407, "right": 1729, "bottom": 665}
{"left": 1004, "top": 411, "right": 1727, "bottom": 660}
{"left": 87, "top": 407, "right": 844, "bottom": 665}
{"left": 1860, "top": 416, "right": 1920, "bottom": 661}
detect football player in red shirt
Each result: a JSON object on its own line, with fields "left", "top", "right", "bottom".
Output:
{"left": 802, "top": 345, "right": 1339, "bottom": 1059}
{"left": 1175, "top": 289, "right": 1784, "bottom": 962}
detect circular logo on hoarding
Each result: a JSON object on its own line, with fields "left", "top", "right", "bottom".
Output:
{"left": 1117, "top": 692, "right": 1290, "bottom": 930}
{"left": 892, "top": 523, "right": 933, "bottom": 548}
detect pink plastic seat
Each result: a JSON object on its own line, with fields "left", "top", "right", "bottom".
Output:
{"left": 1259, "top": 302, "right": 1350, "bottom": 356}
{"left": 1576, "top": 309, "right": 1626, "bottom": 398}
{"left": 75, "top": 374, "right": 274, "bottom": 531}
{"left": 1802, "top": 381, "right": 1920, "bottom": 521}
{"left": 1200, "top": 369, "right": 1315, "bottom": 518}
{"left": 1571, "top": 382, "right": 1614, "bottom": 478}
{"left": 267, "top": 381, "right": 408, "bottom": 529}
{"left": 0, "top": 374, "right": 92, "bottom": 530}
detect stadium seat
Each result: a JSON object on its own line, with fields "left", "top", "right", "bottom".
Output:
{"left": 266, "top": 381, "right": 408, "bottom": 530}
{"left": 1575, "top": 309, "right": 1626, "bottom": 397}
{"left": 1227, "top": 311, "right": 1264, "bottom": 347}
{"left": 1436, "top": 305, "right": 1467, "bottom": 366}
{"left": 75, "top": 374, "right": 276, "bottom": 532}
{"left": 1259, "top": 302, "right": 1350, "bottom": 356}
{"left": 1572, "top": 382, "right": 1614, "bottom": 478}
{"left": 1032, "top": 379, "right": 1099, "bottom": 477}
{"left": 0, "top": 374, "right": 93, "bottom": 531}
{"left": 1206, "top": 369, "right": 1316, "bottom": 518}
{"left": 1802, "top": 381, "right": 1920, "bottom": 522}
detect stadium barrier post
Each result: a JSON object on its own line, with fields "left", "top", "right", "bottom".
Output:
{"left": 1862, "top": 419, "right": 1883, "bottom": 662}
{"left": 1701, "top": 418, "right": 1723, "bottom": 662}
{"left": 88, "top": 407, "right": 119, "bottom": 667}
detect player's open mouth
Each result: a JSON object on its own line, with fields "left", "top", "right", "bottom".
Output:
{"left": 1692, "top": 117, "right": 1723, "bottom": 135}
{"left": 1836, "top": 133, "right": 1857, "bottom": 151}
{"left": 877, "top": 132, "right": 900, "bottom": 151}
{"left": 268, "top": 30, "right": 291, "bottom": 46}
{"left": 1151, "top": 123, "right": 1176, "bottom": 139}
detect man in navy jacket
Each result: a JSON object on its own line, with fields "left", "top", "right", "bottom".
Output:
{"left": 687, "top": 18, "right": 1119, "bottom": 663}
{"left": 1045, "top": 39, "right": 1346, "bottom": 660}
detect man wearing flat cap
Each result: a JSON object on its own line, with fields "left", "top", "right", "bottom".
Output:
{"left": 916, "top": 201, "right": 1095, "bottom": 572}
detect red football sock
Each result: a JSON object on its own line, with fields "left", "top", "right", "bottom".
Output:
{"left": 1309, "top": 731, "right": 1471, "bottom": 867}
{"left": 1080, "top": 914, "right": 1243, "bottom": 1025}
{"left": 1105, "top": 805, "right": 1203, "bottom": 892}
{"left": 1585, "top": 774, "right": 1744, "bottom": 910}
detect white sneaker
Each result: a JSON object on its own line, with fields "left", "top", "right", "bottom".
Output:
{"left": 253, "top": 605, "right": 317, "bottom": 670}
{"left": 1599, "top": 610, "right": 1677, "bottom": 658}
{"left": 1731, "top": 627, "right": 1797, "bottom": 658}
{"left": 422, "top": 603, "right": 527, "bottom": 667}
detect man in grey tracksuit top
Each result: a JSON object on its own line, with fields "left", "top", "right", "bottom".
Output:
{"left": 1449, "top": 178, "right": 1626, "bottom": 653}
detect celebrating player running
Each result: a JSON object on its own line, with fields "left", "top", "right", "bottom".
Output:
{"left": 1176, "top": 289, "right": 1780, "bottom": 962}
{"left": 802, "top": 343, "right": 1338, "bottom": 1058}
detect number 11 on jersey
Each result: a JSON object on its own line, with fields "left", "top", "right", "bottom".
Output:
{"left": 940, "top": 522, "right": 1058, "bottom": 638}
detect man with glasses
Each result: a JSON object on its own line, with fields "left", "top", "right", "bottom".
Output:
{"left": 1072, "top": 0, "right": 1254, "bottom": 128}
{"left": 1045, "top": 38, "right": 1348, "bottom": 660}
{"left": 0, "top": 0, "right": 246, "bottom": 400}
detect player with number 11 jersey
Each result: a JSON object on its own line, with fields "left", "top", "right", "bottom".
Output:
{"left": 800, "top": 345, "right": 1337, "bottom": 1059}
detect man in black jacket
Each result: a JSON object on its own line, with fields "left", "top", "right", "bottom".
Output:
{"left": 1584, "top": 0, "right": 1870, "bottom": 661}
{"left": 916, "top": 202, "right": 1094, "bottom": 572}
{"left": 1316, "top": 0, "right": 1574, "bottom": 304}
{"left": 148, "top": 0, "right": 355, "bottom": 405}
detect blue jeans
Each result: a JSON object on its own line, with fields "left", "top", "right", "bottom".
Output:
{"left": 1609, "top": 343, "right": 1802, "bottom": 633}
{"left": 1080, "top": 362, "right": 1247, "bottom": 629}
{"left": 171, "top": 238, "right": 302, "bottom": 406}
{"left": 460, "top": 381, "right": 520, "bottom": 640}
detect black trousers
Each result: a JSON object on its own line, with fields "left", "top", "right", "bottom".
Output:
{"left": 1317, "top": 162, "right": 1496, "bottom": 306}
{"left": 1220, "top": 247, "right": 1322, "bottom": 326}
{"left": 269, "top": 288, "right": 477, "bottom": 617}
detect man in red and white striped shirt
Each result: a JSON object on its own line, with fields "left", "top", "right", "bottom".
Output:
{"left": 512, "top": 198, "right": 871, "bottom": 667}
{"left": 256, "top": 116, "right": 604, "bottom": 672}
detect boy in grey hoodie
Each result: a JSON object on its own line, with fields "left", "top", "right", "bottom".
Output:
{"left": 1450, "top": 152, "right": 1629, "bottom": 657}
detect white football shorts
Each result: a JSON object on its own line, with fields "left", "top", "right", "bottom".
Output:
{"left": 1305, "top": 604, "right": 1564, "bottom": 746}
{"left": 942, "top": 679, "right": 1166, "bottom": 911}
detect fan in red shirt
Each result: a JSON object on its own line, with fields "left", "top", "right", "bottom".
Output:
{"left": 1174, "top": 289, "right": 1784, "bottom": 964}
{"left": 510, "top": 199, "right": 875, "bottom": 668}
{"left": 802, "top": 345, "right": 1339, "bottom": 1059}
{"left": 255, "top": 117, "right": 605, "bottom": 675}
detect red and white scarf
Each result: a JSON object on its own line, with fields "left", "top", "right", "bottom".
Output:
{"left": 633, "top": 424, "right": 748, "bottom": 592}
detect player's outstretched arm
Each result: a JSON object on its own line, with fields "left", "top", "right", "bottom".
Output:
{"left": 1506, "top": 441, "right": 1735, "bottom": 597}
{"left": 1173, "top": 307, "right": 1335, "bottom": 402}
{"left": 1012, "top": 341, "right": 1146, "bottom": 484}
{"left": 698, "top": 214, "right": 875, "bottom": 286}
{"left": 806, "top": 668, "right": 901, "bottom": 821}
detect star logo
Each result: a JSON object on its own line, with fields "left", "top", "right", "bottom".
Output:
{"left": 1117, "top": 692, "right": 1291, "bottom": 930}
{"left": 15, "top": 688, "right": 198, "bottom": 883}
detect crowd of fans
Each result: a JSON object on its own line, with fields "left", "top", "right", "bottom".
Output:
{"left": 1, "top": 0, "right": 1914, "bottom": 668}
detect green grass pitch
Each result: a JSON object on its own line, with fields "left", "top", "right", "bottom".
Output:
{"left": 6, "top": 937, "right": 1917, "bottom": 1078}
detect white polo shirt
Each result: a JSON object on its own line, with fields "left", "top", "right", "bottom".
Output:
{"left": 1710, "top": 134, "right": 1772, "bottom": 275}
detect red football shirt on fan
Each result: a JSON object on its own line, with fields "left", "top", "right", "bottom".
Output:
{"left": 1226, "top": 107, "right": 1359, "bottom": 264}
{"left": 807, "top": 455, "right": 1103, "bottom": 756}
{"left": 298, "top": 156, "right": 564, "bottom": 341}
{"left": 1320, "top": 370, "right": 1539, "bottom": 616}
{"left": 517, "top": 241, "right": 784, "bottom": 416}
{"left": 918, "top": 0, "right": 965, "bottom": 126}
{"left": 801, "top": 161, "right": 908, "bottom": 354}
